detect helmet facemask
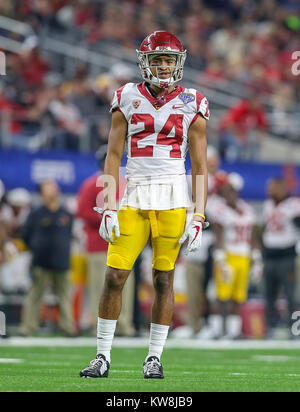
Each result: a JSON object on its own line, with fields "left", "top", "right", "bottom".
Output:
{"left": 136, "top": 50, "right": 186, "bottom": 88}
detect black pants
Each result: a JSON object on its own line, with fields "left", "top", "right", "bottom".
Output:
{"left": 264, "top": 256, "right": 296, "bottom": 329}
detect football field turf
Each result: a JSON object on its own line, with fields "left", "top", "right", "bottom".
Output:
{"left": 1, "top": 339, "right": 300, "bottom": 392}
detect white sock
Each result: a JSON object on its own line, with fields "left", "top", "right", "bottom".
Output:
{"left": 225, "top": 315, "right": 242, "bottom": 338}
{"left": 209, "top": 315, "right": 223, "bottom": 338}
{"left": 146, "top": 323, "right": 169, "bottom": 361}
{"left": 96, "top": 317, "right": 117, "bottom": 363}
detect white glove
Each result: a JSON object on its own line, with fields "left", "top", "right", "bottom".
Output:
{"left": 179, "top": 220, "right": 209, "bottom": 255}
{"left": 250, "top": 249, "right": 263, "bottom": 284}
{"left": 93, "top": 207, "right": 120, "bottom": 243}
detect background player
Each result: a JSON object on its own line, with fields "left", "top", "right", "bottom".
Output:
{"left": 209, "top": 173, "right": 258, "bottom": 339}
{"left": 261, "top": 178, "right": 300, "bottom": 339}
{"left": 80, "top": 31, "right": 209, "bottom": 379}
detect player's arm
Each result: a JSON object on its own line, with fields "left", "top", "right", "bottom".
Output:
{"left": 213, "top": 222, "right": 224, "bottom": 250}
{"left": 188, "top": 115, "right": 208, "bottom": 222}
{"left": 93, "top": 110, "right": 127, "bottom": 243}
{"left": 249, "top": 224, "right": 264, "bottom": 284}
{"left": 103, "top": 110, "right": 127, "bottom": 210}
{"left": 21, "top": 210, "right": 35, "bottom": 249}
{"left": 251, "top": 223, "right": 264, "bottom": 250}
{"left": 179, "top": 116, "right": 208, "bottom": 254}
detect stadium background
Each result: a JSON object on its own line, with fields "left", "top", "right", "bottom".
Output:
{"left": 0, "top": 0, "right": 300, "bottom": 341}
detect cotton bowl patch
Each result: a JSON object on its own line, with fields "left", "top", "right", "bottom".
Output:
{"left": 179, "top": 93, "right": 195, "bottom": 104}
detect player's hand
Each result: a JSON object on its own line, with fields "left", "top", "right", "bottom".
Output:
{"left": 250, "top": 249, "right": 263, "bottom": 284}
{"left": 93, "top": 207, "right": 120, "bottom": 243}
{"left": 179, "top": 218, "right": 209, "bottom": 255}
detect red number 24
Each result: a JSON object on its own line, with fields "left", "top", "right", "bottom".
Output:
{"left": 130, "top": 114, "right": 184, "bottom": 158}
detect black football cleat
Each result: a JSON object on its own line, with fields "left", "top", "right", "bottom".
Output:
{"left": 143, "top": 356, "right": 164, "bottom": 379}
{"left": 80, "top": 354, "right": 110, "bottom": 378}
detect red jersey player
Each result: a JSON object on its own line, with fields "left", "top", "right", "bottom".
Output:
{"left": 80, "top": 31, "right": 210, "bottom": 379}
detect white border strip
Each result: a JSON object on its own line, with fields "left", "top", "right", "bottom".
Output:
{"left": 1, "top": 337, "right": 300, "bottom": 349}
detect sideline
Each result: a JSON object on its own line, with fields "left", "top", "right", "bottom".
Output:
{"left": 1, "top": 337, "right": 300, "bottom": 349}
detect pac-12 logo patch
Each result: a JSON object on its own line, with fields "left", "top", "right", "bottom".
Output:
{"left": 179, "top": 93, "right": 195, "bottom": 104}
{"left": 132, "top": 99, "right": 141, "bottom": 109}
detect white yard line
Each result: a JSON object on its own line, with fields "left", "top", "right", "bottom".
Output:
{"left": 252, "top": 355, "right": 294, "bottom": 362}
{"left": 1, "top": 337, "right": 300, "bottom": 349}
{"left": 0, "top": 358, "right": 24, "bottom": 363}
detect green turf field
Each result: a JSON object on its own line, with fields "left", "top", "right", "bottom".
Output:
{"left": 1, "top": 345, "right": 300, "bottom": 392}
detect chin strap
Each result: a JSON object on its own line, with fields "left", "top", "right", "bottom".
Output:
{"left": 154, "top": 83, "right": 170, "bottom": 108}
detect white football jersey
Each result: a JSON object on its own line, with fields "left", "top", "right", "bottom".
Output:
{"left": 110, "top": 82, "right": 209, "bottom": 210}
{"left": 262, "top": 197, "right": 300, "bottom": 249}
{"left": 209, "top": 198, "right": 255, "bottom": 256}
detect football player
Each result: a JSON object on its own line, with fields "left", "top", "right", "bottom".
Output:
{"left": 261, "top": 178, "right": 300, "bottom": 338}
{"left": 209, "top": 173, "right": 258, "bottom": 339}
{"left": 80, "top": 31, "right": 209, "bottom": 379}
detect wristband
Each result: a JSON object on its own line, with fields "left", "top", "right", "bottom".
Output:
{"left": 194, "top": 213, "right": 205, "bottom": 220}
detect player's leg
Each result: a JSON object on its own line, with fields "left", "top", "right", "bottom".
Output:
{"left": 213, "top": 254, "right": 236, "bottom": 338}
{"left": 98, "top": 207, "right": 150, "bottom": 320}
{"left": 152, "top": 268, "right": 175, "bottom": 325}
{"left": 86, "top": 252, "right": 106, "bottom": 335}
{"left": 143, "top": 208, "right": 186, "bottom": 379}
{"left": 80, "top": 207, "right": 150, "bottom": 378}
{"left": 227, "top": 255, "right": 251, "bottom": 339}
{"left": 185, "top": 261, "right": 204, "bottom": 335}
{"left": 19, "top": 267, "right": 49, "bottom": 336}
{"left": 264, "top": 258, "right": 280, "bottom": 338}
{"left": 280, "top": 257, "right": 296, "bottom": 337}
{"left": 52, "top": 269, "right": 76, "bottom": 336}
{"left": 116, "top": 268, "right": 135, "bottom": 337}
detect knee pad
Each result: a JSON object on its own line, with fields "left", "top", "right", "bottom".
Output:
{"left": 153, "top": 256, "right": 174, "bottom": 272}
{"left": 107, "top": 253, "right": 132, "bottom": 271}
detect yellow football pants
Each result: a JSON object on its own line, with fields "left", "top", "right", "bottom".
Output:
{"left": 215, "top": 253, "right": 251, "bottom": 304}
{"left": 107, "top": 207, "right": 186, "bottom": 271}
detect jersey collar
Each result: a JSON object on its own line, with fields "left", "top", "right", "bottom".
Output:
{"left": 137, "top": 82, "right": 184, "bottom": 110}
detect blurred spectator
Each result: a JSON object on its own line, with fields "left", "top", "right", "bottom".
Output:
{"left": 19, "top": 180, "right": 75, "bottom": 336}
{"left": 6, "top": 188, "right": 31, "bottom": 249}
{"left": 219, "top": 95, "right": 268, "bottom": 161}
{"left": 1, "top": 0, "right": 299, "bottom": 153}
{"left": 89, "top": 116, "right": 110, "bottom": 152}
{"left": 48, "top": 86, "right": 85, "bottom": 151}
{"left": 261, "top": 178, "right": 300, "bottom": 339}
{"left": 0, "top": 188, "right": 32, "bottom": 294}
{"left": 61, "top": 65, "right": 101, "bottom": 118}
{"left": 270, "top": 84, "right": 299, "bottom": 141}
{"left": 18, "top": 42, "right": 50, "bottom": 87}
{"left": 94, "top": 62, "right": 135, "bottom": 105}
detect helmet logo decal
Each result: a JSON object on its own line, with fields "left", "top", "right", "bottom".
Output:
{"left": 155, "top": 46, "right": 172, "bottom": 51}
